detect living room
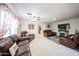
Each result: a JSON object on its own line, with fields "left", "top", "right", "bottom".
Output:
{"left": 0, "top": 3, "right": 79, "bottom": 56}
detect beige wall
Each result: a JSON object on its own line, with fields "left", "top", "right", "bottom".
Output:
{"left": 19, "top": 19, "right": 49, "bottom": 37}
{"left": 19, "top": 17, "right": 79, "bottom": 37}
{"left": 52, "top": 17, "right": 79, "bottom": 35}
{"left": 20, "top": 20, "right": 38, "bottom": 35}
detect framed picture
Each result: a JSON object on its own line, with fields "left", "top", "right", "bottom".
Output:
{"left": 47, "top": 25, "right": 50, "bottom": 28}
{"left": 28, "top": 24, "right": 34, "bottom": 30}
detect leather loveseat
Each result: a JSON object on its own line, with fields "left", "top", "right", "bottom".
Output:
{"left": 59, "top": 32, "right": 79, "bottom": 48}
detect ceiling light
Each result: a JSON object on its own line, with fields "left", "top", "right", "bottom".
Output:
{"left": 52, "top": 18, "right": 56, "bottom": 21}
{"left": 32, "top": 18, "right": 37, "bottom": 21}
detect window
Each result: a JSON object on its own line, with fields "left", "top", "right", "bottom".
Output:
{"left": 0, "top": 4, "right": 19, "bottom": 38}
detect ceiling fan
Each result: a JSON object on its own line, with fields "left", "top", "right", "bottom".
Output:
{"left": 27, "top": 12, "right": 40, "bottom": 21}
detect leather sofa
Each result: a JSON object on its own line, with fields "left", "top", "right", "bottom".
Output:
{"left": 43, "top": 30, "right": 57, "bottom": 37}
{"left": 59, "top": 32, "right": 79, "bottom": 48}
{"left": 0, "top": 34, "right": 30, "bottom": 56}
{"left": 20, "top": 31, "right": 28, "bottom": 36}
{"left": 28, "top": 34, "right": 35, "bottom": 42}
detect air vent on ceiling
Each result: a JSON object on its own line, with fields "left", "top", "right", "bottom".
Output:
{"left": 27, "top": 13, "right": 32, "bottom": 15}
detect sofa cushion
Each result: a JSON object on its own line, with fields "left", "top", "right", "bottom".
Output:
{"left": 0, "top": 37, "right": 14, "bottom": 52}
{"left": 9, "top": 43, "right": 18, "bottom": 56}
{"left": 18, "top": 40, "right": 29, "bottom": 46}
{"left": 15, "top": 44, "right": 30, "bottom": 56}
{"left": 9, "top": 35, "right": 19, "bottom": 42}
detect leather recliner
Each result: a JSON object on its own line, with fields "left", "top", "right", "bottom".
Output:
{"left": 0, "top": 34, "right": 30, "bottom": 56}
{"left": 43, "top": 30, "right": 57, "bottom": 37}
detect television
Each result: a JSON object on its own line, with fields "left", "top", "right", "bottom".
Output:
{"left": 58, "top": 23, "right": 70, "bottom": 30}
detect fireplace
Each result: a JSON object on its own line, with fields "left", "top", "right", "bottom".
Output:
{"left": 58, "top": 23, "right": 70, "bottom": 37}
{"left": 60, "top": 33, "right": 65, "bottom": 37}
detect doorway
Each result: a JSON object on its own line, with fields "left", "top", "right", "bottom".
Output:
{"left": 38, "top": 25, "right": 41, "bottom": 34}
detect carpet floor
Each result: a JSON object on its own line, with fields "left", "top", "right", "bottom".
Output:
{"left": 30, "top": 36, "right": 79, "bottom": 56}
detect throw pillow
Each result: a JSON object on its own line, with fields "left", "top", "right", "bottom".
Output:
{"left": 9, "top": 43, "right": 18, "bottom": 56}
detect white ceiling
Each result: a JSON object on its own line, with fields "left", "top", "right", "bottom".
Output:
{"left": 9, "top": 3, "right": 79, "bottom": 23}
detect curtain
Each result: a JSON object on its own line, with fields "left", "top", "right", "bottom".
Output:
{"left": 0, "top": 4, "right": 19, "bottom": 38}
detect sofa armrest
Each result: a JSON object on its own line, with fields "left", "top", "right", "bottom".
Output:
{"left": 18, "top": 40, "right": 29, "bottom": 46}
